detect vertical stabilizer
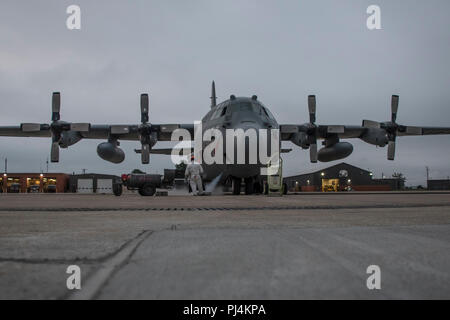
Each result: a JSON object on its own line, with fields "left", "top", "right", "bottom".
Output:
{"left": 210, "top": 81, "right": 217, "bottom": 108}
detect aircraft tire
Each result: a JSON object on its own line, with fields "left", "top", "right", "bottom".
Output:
{"left": 282, "top": 182, "right": 288, "bottom": 195}
{"left": 244, "top": 178, "right": 254, "bottom": 195}
{"left": 232, "top": 178, "right": 241, "bottom": 195}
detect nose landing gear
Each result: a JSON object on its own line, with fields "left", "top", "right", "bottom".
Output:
{"left": 244, "top": 177, "right": 254, "bottom": 195}
{"left": 231, "top": 176, "right": 263, "bottom": 195}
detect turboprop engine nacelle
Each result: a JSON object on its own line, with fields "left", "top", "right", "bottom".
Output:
{"left": 97, "top": 141, "right": 125, "bottom": 163}
{"left": 59, "top": 131, "right": 82, "bottom": 148}
{"left": 290, "top": 131, "right": 309, "bottom": 149}
{"left": 360, "top": 128, "right": 389, "bottom": 147}
{"left": 318, "top": 142, "right": 353, "bottom": 162}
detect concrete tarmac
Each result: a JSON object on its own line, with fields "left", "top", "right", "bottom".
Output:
{"left": 0, "top": 193, "right": 449, "bottom": 299}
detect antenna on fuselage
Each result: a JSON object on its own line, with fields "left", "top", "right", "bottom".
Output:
{"left": 210, "top": 81, "right": 217, "bottom": 108}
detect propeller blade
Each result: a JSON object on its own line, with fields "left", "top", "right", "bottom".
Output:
{"left": 310, "top": 143, "right": 318, "bottom": 163}
{"left": 70, "top": 123, "right": 91, "bottom": 132}
{"left": 210, "top": 81, "right": 217, "bottom": 107}
{"left": 308, "top": 95, "right": 316, "bottom": 123}
{"left": 52, "top": 92, "right": 61, "bottom": 121}
{"left": 391, "top": 95, "right": 399, "bottom": 122}
{"left": 51, "top": 141, "right": 60, "bottom": 162}
{"left": 362, "top": 120, "right": 381, "bottom": 128}
{"left": 387, "top": 140, "right": 396, "bottom": 160}
{"left": 141, "top": 144, "right": 150, "bottom": 164}
{"left": 141, "top": 93, "right": 149, "bottom": 124}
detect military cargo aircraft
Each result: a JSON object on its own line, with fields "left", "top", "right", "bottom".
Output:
{"left": 1, "top": 81, "right": 450, "bottom": 195}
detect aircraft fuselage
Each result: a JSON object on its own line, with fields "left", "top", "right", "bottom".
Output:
{"left": 200, "top": 96, "right": 279, "bottom": 185}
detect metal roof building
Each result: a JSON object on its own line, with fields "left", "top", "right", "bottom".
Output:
{"left": 283, "top": 162, "right": 403, "bottom": 192}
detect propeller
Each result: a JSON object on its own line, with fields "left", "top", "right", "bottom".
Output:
{"left": 50, "top": 92, "right": 62, "bottom": 162}
{"left": 290, "top": 95, "right": 346, "bottom": 160}
{"left": 307, "top": 95, "right": 318, "bottom": 163}
{"left": 386, "top": 95, "right": 399, "bottom": 160}
{"left": 49, "top": 92, "right": 91, "bottom": 162}
{"left": 32, "top": 92, "right": 153, "bottom": 165}
{"left": 138, "top": 93, "right": 152, "bottom": 164}
{"left": 20, "top": 92, "right": 91, "bottom": 162}
{"left": 362, "top": 95, "right": 422, "bottom": 160}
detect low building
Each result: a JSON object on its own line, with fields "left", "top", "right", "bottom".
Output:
{"left": 68, "top": 173, "right": 121, "bottom": 194}
{"left": 0, "top": 173, "right": 69, "bottom": 193}
{"left": 283, "top": 162, "right": 403, "bottom": 192}
{"left": 372, "top": 178, "right": 405, "bottom": 191}
{"left": 427, "top": 179, "right": 450, "bottom": 190}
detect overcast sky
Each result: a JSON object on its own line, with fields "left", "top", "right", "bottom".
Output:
{"left": 1, "top": 0, "right": 450, "bottom": 185}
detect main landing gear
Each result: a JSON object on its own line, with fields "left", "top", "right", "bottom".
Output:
{"left": 231, "top": 177, "right": 262, "bottom": 195}
{"left": 232, "top": 177, "right": 241, "bottom": 195}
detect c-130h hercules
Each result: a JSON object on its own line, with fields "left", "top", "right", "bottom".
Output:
{"left": 1, "top": 81, "right": 450, "bottom": 195}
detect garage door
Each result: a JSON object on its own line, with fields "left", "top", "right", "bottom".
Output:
{"left": 97, "top": 179, "right": 113, "bottom": 194}
{"left": 77, "top": 179, "right": 93, "bottom": 193}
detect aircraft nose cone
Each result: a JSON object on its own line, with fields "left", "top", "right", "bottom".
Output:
{"left": 233, "top": 119, "right": 264, "bottom": 131}
{"left": 222, "top": 116, "right": 278, "bottom": 178}
{"left": 225, "top": 121, "right": 264, "bottom": 175}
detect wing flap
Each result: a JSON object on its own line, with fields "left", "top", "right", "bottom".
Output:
{"left": 0, "top": 126, "right": 51, "bottom": 138}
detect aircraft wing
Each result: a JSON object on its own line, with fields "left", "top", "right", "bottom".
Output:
{"left": 281, "top": 124, "right": 450, "bottom": 139}
{"left": 0, "top": 125, "right": 51, "bottom": 138}
{"left": 397, "top": 126, "right": 450, "bottom": 136}
{"left": 0, "top": 123, "right": 194, "bottom": 141}
{"left": 279, "top": 94, "right": 450, "bottom": 162}
{"left": 280, "top": 122, "right": 450, "bottom": 162}
{"left": 78, "top": 123, "right": 194, "bottom": 141}
{"left": 280, "top": 124, "right": 365, "bottom": 140}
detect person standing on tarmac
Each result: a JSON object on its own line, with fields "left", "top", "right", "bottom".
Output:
{"left": 185, "top": 154, "right": 204, "bottom": 195}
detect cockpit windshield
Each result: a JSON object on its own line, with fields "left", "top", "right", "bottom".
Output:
{"left": 262, "top": 106, "right": 276, "bottom": 120}
{"left": 207, "top": 100, "right": 276, "bottom": 121}
{"left": 230, "top": 101, "right": 265, "bottom": 114}
{"left": 230, "top": 102, "right": 253, "bottom": 112}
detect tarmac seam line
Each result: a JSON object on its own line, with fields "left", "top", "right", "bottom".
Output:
{"left": 0, "top": 231, "right": 152, "bottom": 265}
{"left": 1, "top": 203, "right": 450, "bottom": 212}
{"left": 66, "top": 230, "right": 152, "bottom": 300}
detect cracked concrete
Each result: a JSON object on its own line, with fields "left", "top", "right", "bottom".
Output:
{"left": 68, "top": 230, "right": 153, "bottom": 300}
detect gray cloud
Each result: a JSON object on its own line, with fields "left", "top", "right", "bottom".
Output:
{"left": 1, "top": 0, "right": 450, "bottom": 185}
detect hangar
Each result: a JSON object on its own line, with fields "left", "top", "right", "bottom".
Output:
{"left": 283, "top": 162, "right": 404, "bottom": 192}
{"left": 0, "top": 172, "right": 121, "bottom": 194}
{"left": 0, "top": 173, "right": 68, "bottom": 193}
